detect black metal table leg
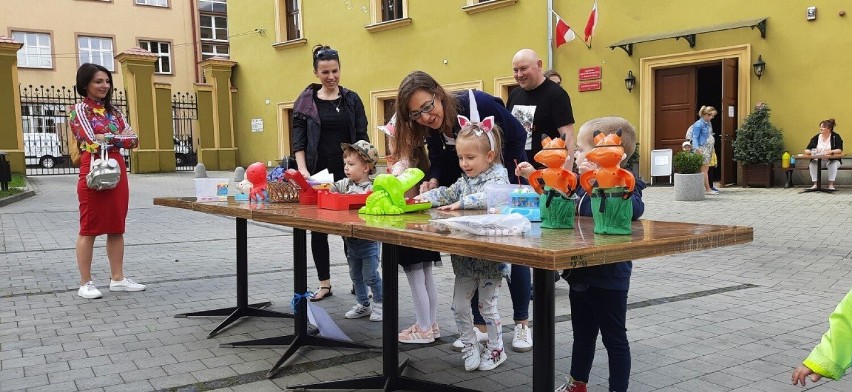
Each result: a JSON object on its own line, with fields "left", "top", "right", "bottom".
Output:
{"left": 802, "top": 158, "right": 835, "bottom": 193}
{"left": 230, "top": 228, "right": 375, "bottom": 378}
{"left": 533, "top": 268, "right": 556, "bottom": 391}
{"left": 289, "top": 243, "right": 478, "bottom": 392}
{"left": 175, "top": 217, "right": 292, "bottom": 338}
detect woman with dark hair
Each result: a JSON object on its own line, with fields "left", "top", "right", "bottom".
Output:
{"left": 806, "top": 118, "right": 844, "bottom": 191}
{"left": 69, "top": 63, "right": 142, "bottom": 299}
{"left": 292, "top": 45, "right": 369, "bottom": 301}
{"left": 394, "top": 71, "right": 534, "bottom": 352}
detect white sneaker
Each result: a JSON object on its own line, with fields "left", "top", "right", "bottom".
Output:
{"left": 369, "top": 302, "right": 383, "bottom": 322}
{"left": 462, "top": 342, "right": 482, "bottom": 372}
{"left": 452, "top": 328, "right": 489, "bottom": 352}
{"left": 109, "top": 278, "right": 146, "bottom": 292}
{"left": 512, "top": 324, "right": 533, "bottom": 352}
{"left": 78, "top": 281, "right": 103, "bottom": 299}
{"left": 345, "top": 303, "right": 372, "bottom": 319}
{"left": 478, "top": 347, "right": 507, "bottom": 371}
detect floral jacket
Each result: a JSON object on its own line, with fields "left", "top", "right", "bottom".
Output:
{"left": 419, "top": 164, "right": 510, "bottom": 279}
{"left": 69, "top": 97, "right": 138, "bottom": 152}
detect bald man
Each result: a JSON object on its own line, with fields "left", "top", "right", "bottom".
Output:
{"left": 507, "top": 49, "right": 576, "bottom": 170}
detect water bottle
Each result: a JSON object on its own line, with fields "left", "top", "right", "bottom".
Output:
{"left": 782, "top": 151, "right": 790, "bottom": 168}
{"left": 789, "top": 155, "right": 796, "bottom": 166}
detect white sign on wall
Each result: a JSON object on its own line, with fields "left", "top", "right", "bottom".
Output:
{"left": 251, "top": 118, "right": 263, "bottom": 133}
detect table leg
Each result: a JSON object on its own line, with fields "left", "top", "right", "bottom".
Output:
{"left": 175, "top": 217, "right": 293, "bottom": 338}
{"left": 533, "top": 268, "right": 556, "bottom": 391}
{"left": 802, "top": 158, "right": 836, "bottom": 193}
{"left": 288, "top": 243, "right": 478, "bottom": 391}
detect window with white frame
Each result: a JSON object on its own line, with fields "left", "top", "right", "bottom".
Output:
{"left": 198, "top": 0, "right": 227, "bottom": 13}
{"left": 201, "top": 43, "right": 229, "bottom": 60}
{"left": 200, "top": 13, "right": 228, "bottom": 59}
{"left": 135, "top": 0, "right": 168, "bottom": 7}
{"left": 12, "top": 31, "right": 52, "bottom": 69}
{"left": 139, "top": 40, "right": 172, "bottom": 74}
{"left": 78, "top": 36, "right": 114, "bottom": 71}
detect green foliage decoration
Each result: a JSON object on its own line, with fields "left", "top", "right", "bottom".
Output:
{"left": 673, "top": 151, "right": 704, "bottom": 174}
{"left": 733, "top": 104, "right": 785, "bottom": 165}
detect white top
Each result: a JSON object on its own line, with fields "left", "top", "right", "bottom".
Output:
{"left": 816, "top": 134, "right": 831, "bottom": 154}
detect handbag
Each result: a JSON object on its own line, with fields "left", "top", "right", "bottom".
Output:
{"left": 86, "top": 144, "right": 121, "bottom": 191}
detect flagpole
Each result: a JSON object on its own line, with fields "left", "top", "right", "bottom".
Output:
{"left": 547, "top": 0, "right": 553, "bottom": 69}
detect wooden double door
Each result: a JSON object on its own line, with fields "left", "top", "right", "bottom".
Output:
{"left": 654, "top": 59, "right": 738, "bottom": 186}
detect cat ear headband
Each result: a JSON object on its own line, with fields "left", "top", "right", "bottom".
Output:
{"left": 456, "top": 89, "right": 496, "bottom": 151}
{"left": 379, "top": 113, "right": 396, "bottom": 138}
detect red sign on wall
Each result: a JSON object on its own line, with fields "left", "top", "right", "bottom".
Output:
{"left": 578, "top": 66, "right": 602, "bottom": 81}
{"left": 578, "top": 81, "right": 602, "bottom": 92}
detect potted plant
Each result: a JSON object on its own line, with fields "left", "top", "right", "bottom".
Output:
{"left": 673, "top": 150, "right": 705, "bottom": 201}
{"left": 732, "top": 103, "right": 785, "bottom": 187}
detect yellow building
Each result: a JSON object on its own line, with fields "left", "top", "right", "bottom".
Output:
{"left": 0, "top": 0, "right": 211, "bottom": 94}
{"left": 228, "top": 0, "right": 850, "bottom": 184}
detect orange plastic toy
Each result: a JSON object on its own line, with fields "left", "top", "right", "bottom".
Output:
{"left": 528, "top": 134, "right": 577, "bottom": 197}
{"left": 579, "top": 129, "right": 635, "bottom": 195}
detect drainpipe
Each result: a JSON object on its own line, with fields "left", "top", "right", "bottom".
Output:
{"left": 547, "top": 0, "right": 553, "bottom": 69}
{"left": 190, "top": 0, "right": 200, "bottom": 83}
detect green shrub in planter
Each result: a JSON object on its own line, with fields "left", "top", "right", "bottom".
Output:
{"left": 733, "top": 104, "right": 784, "bottom": 164}
{"left": 673, "top": 151, "right": 703, "bottom": 174}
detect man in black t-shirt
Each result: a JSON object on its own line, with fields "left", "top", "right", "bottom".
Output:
{"left": 507, "top": 48, "right": 576, "bottom": 169}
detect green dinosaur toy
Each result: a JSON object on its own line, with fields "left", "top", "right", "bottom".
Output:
{"left": 359, "top": 168, "right": 433, "bottom": 215}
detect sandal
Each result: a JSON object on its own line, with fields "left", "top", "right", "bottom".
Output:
{"left": 310, "top": 286, "right": 332, "bottom": 301}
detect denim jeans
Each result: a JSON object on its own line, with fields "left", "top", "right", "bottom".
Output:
{"left": 569, "top": 286, "right": 630, "bottom": 392}
{"left": 345, "top": 238, "right": 382, "bottom": 306}
{"left": 472, "top": 264, "right": 530, "bottom": 324}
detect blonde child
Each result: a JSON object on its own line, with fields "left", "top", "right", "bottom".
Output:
{"left": 332, "top": 141, "right": 383, "bottom": 321}
{"left": 792, "top": 287, "right": 852, "bottom": 386}
{"left": 416, "top": 115, "right": 510, "bottom": 371}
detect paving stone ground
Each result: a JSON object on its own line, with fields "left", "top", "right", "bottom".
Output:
{"left": 1, "top": 171, "right": 851, "bottom": 391}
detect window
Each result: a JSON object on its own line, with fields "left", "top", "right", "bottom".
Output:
{"left": 139, "top": 40, "right": 172, "bottom": 74}
{"left": 285, "top": 0, "right": 301, "bottom": 40}
{"left": 21, "top": 104, "right": 63, "bottom": 134}
{"left": 135, "top": 0, "right": 168, "bottom": 6}
{"left": 381, "top": 0, "right": 403, "bottom": 21}
{"left": 198, "top": 0, "right": 226, "bottom": 13}
{"left": 12, "top": 31, "right": 52, "bottom": 69}
{"left": 200, "top": 15, "right": 228, "bottom": 41}
{"left": 77, "top": 36, "right": 114, "bottom": 71}
{"left": 200, "top": 43, "right": 229, "bottom": 60}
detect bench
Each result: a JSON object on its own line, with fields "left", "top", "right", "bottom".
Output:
{"left": 778, "top": 155, "right": 852, "bottom": 188}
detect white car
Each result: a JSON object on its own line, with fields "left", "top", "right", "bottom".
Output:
{"left": 24, "top": 133, "right": 63, "bottom": 168}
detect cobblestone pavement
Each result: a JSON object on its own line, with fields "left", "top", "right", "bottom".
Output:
{"left": 2, "top": 172, "right": 851, "bottom": 392}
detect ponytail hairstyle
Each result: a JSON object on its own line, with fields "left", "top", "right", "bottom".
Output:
{"left": 698, "top": 105, "right": 718, "bottom": 117}
{"left": 312, "top": 44, "right": 340, "bottom": 70}
{"left": 820, "top": 118, "right": 836, "bottom": 131}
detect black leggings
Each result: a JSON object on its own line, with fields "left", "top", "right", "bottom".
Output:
{"left": 310, "top": 153, "right": 344, "bottom": 283}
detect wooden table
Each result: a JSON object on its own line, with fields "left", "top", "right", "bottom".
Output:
{"left": 154, "top": 198, "right": 753, "bottom": 391}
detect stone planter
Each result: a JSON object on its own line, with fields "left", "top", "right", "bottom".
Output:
{"left": 674, "top": 173, "right": 705, "bottom": 201}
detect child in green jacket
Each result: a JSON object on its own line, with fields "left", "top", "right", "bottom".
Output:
{"left": 792, "top": 287, "right": 852, "bottom": 386}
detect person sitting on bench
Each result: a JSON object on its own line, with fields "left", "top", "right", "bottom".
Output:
{"left": 805, "top": 118, "right": 844, "bottom": 191}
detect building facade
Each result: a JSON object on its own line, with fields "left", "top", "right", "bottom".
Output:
{"left": 225, "top": 1, "right": 849, "bottom": 183}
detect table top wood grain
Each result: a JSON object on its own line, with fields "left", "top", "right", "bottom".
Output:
{"left": 154, "top": 197, "right": 753, "bottom": 270}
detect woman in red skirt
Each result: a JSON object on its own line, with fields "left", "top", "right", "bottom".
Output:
{"left": 69, "top": 63, "right": 144, "bottom": 299}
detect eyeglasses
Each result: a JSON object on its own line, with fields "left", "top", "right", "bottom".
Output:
{"left": 409, "top": 93, "right": 436, "bottom": 121}
{"left": 315, "top": 49, "right": 339, "bottom": 61}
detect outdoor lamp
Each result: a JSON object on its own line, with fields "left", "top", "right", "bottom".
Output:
{"left": 624, "top": 71, "right": 636, "bottom": 92}
{"left": 752, "top": 55, "right": 766, "bottom": 79}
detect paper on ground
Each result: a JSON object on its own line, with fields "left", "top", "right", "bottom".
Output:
{"left": 307, "top": 302, "right": 351, "bottom": 341}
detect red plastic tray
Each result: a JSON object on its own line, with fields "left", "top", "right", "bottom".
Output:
{"left": 317, "top": 191, "right": 370, "bottom": 210}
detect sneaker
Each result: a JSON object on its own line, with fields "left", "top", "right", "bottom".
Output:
{"left": 369, "top": 302, "right": 383, "bottom": 322}
{"left": 78, "top": 281, "right": 103, "bottom": 299}
{"left": 512, "top": 324, "right": 533, "bottom": 352}
{"left": 109, "top": 278, "right": 145, "bottom": 292}
{"left": 555, "top": 378, "right": 587, "bottom": 392}
{"left": 705, "top": 190, "right": 720, "bottom": 195}
{"left": 710, "top": 185, "right": 720, "bottom": 192}
{"left": 452, "top": 328, "right": 489, "bottom": 352}
{"left": 478, "top": 347, "right": 507, "bottom": 371}
{"left": 398, "top": 324, "right": 435, "bottom": 344}
{"left": 345, "top": 303, "right": 372, "bottom": 319}
{"left": 431, "top": 323, "right": 441, "bottom": 338}
{"left": 461, "top": 342, "right": 481, "bottom": 372}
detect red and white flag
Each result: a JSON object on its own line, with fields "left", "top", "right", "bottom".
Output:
{"left": 584, "top": 0, "right": 598, "bottom": 44}
{"left": 554, "top": 13, "right": 577, "bottom": 48}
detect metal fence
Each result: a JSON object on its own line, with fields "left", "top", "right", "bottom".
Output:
{"left": 19, "top": 85, "right": 130, "bottom": 176}
{"left": 172, "top": 92, "right": 198, "bottom": 171}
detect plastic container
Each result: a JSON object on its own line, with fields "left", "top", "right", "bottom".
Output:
{"left": 317, "top": 191, "right": 370, "bottom": 210}
{"left": 194, "top": 178, "right": 230, "bottom": 201}
{"left": 782, "top": 151, "right": 790, "bottom": 168}
{"left": 485, "top": 184, "right": 536, "bottom": 213}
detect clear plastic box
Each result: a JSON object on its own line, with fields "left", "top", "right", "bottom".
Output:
{"left": 194, "top": 178, "right": 230, "bottom": 201}
{"left": 485, "top": 184, "right": 537, "bottom": 213}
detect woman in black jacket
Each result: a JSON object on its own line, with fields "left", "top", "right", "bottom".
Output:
{"left": 292, "top": 44, "right": 369, "bottom": 300}
{"left": 805, "top": 118, "right": 844, "bottom": 191}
